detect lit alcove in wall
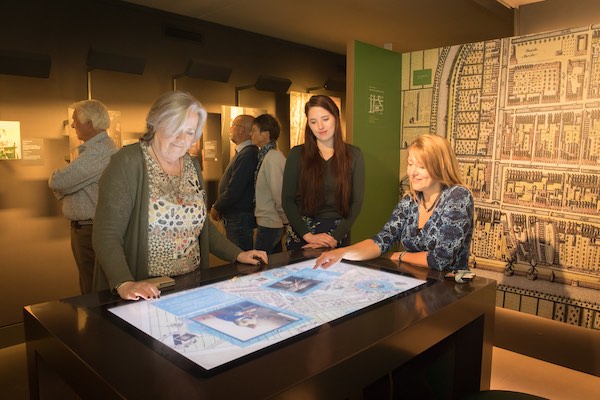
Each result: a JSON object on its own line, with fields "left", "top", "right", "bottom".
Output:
{"left": 85, "top": 48, "right": 148, "bottom": 147}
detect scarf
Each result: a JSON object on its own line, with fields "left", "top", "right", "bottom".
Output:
{"left": 254, "top": 141, "right": 277, "bottom": 186}
{"left": 254, "top": 141, "right": 276, "bottom": 205}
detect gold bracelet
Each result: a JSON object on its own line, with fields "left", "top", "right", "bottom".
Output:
{"left": 399, "top": 251, "right": 406, "bottom": 262}
{"left": 114, "top": 281, "right": 132, "bottom": 292}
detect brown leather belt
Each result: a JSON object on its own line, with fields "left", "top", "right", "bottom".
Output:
{"left": 71, "top": 220, "right": 93, "bottom": 228}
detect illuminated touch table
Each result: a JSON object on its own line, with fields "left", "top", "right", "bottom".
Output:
{"left": 24, "top": 250, "right": 495, "bottom": 399}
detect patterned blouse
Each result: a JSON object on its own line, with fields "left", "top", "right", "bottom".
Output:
{"left": 143, "top": 144, "right": 207, "bottom": 277}
{"left": 372, "top": 185, "right": 474, "bottom": 271}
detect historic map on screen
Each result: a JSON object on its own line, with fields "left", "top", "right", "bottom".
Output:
{"left": 108, "top": 260, "right": 425, "bottom": 370}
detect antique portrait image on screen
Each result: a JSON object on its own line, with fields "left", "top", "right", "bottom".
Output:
{"left": 189, "top": 300, "right": 303, "bottom": 344}
{"left": 268, "top": 275, "right": 322, "bottom": 294}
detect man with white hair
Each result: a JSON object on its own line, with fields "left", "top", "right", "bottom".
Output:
{"left": 49, "top": 99, "right": 117, "bottom": 293}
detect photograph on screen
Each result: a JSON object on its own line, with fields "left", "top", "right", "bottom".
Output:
{"left": 265, "top": 267, "right": 341, "bottom": 296}
{"left": 190, "top": 300, "right": 305, "bottom": 347}
{"left": 268, "top": 276, "right": 320, "bottom": 294}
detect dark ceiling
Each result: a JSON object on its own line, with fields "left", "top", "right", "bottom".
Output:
{"left": 121, "top": 0, "right": 529, "bottom": 54}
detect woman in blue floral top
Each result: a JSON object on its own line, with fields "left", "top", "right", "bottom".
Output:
{"left": 314, "top": 134, "right": 473, "bottom": 271}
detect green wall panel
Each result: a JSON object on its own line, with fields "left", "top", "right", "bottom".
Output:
{"left": 350, "top": 41, "right": 402, "bottom": 243}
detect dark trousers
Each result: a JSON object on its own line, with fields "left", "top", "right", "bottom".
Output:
{"left": 70, "top": 224, "right": 95, "bottom": 294}
{"left": 223, "top": 212, "right": 256, "bottom": 251}
{"left": 254, "top": 226, "right": 284, "bottom": 254}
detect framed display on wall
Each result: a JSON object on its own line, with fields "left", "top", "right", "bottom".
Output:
{"left": 0, "top": 120, "right": 21, "bottom": 160}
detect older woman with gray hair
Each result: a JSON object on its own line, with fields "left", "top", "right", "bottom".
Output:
{"left": 93, "top": 91, "right": 266, "bottom": 300}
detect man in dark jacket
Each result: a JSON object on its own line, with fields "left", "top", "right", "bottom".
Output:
{"left": 210, "top": 114, "right": 258, "bottom": 250}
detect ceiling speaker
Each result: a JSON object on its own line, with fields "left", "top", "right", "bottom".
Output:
{"left": 164, "top": 26, "right": 203, "bottom": 44}
{"left": 254, "top": 75, "right": 292, "bottom": 93}
{"left": 184, "top": 59, "right": 232, "bottom": 82}
{"left": 87, "top": 48, "right": 145, "bottom": 75}
{"left": 323, "top": 77, "right": 346, "bottom": 92}
{"left": 0, "top": 49, "right": 51, "bottom": 78}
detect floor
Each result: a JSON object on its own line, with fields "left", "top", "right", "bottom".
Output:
{"left": 2, "top": 343, "right": 598, "bottom": 399}
{"left": 1, "top": 343, "right": 28, "bottom": 400}
{"left": 490, "top": 347, "right": 600, "bottom": 400}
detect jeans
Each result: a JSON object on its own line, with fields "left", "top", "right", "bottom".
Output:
{"left": 254, "top": 226, "right": 284, "bottom": 254}
{"left": 223, "top": 212, "right": 256, "bottom": 251}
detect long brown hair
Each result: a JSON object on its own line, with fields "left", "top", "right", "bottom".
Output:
{"left": 300, "top": 95, "right": 352, "bottom": 217}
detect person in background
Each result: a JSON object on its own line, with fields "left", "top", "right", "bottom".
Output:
{"left": 314, "top": 134, "right": 474, "bottom": 271}
{"left": 250, "top": 114, "right": 288, "bottom": 254}
{"left": 92, "top": 91, "right": 266, "bottom": 300}
{"left": 49, "top": 99, "right": 117, "bottom": 294}
{"left": 210, "top": 114, "right": 258, "bottom": 251}
{"left": 282, "top": 94, "right": 365, "bottom": 251}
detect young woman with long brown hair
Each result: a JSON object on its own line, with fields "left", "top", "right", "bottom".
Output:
{"left": 282, "top": 95, "right": 365, "bottom": 250}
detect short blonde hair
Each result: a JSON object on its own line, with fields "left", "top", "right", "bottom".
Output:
{"left": 70, "top": 100, "right": 110, "bottom": 131}
{"left": 141, "top": 91, "right": 207, "bottom": 143}
{"left": 407, "top": 134, "right": 464, "bottom": 198}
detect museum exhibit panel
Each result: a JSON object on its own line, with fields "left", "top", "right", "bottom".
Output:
{"left": 398, "top": 24, "right": 600, "bottom": 331}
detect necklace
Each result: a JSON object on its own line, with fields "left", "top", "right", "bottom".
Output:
{"left": 420, "top": 191, "right": 441, "bottom": 212}
{"left": 150, "top": 144, "right": 184, "bottom": 205}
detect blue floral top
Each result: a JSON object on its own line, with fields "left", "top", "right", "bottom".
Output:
{"left": 372, "top": 185, "right": 474, "bottom": 271}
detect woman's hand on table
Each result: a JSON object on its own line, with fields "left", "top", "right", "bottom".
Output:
{"left": 313, "top": 248, "right": 346, "bottom": 269}
{"left": 237, "top": 250, "right": 268, "bottom": 266}
{"left": 116, "top": 281, "right": 161, "bottom": 301}
{"left": 302, "top": 232, "right": 337, "bottom": 249}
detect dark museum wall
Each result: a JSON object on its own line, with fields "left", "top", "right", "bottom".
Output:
{"left": 0, "top": 0, "right": 346, "bottom": 344}
{"left": 1, "top": 0, "right": 599, "bottom": 347}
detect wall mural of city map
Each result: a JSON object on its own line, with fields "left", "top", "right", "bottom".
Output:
{"left": 400, "top": 24, "right": 600, "bottom": 330}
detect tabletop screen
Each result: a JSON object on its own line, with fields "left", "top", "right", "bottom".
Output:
{"left": 108, "top": 259, "right": 426, "bottom": 372}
